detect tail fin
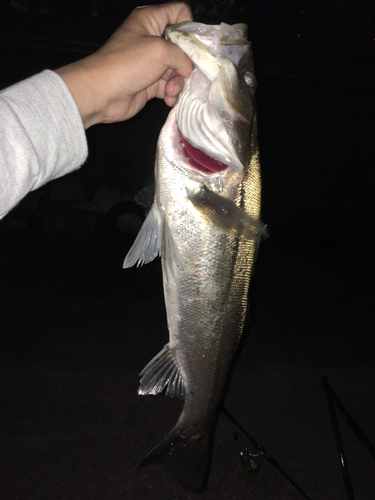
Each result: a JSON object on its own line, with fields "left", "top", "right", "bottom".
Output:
{"left": 134, "top": 428, "right": 210, "bottom": 492}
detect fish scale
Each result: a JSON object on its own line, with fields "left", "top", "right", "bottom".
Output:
{"left": 124, "top": 21, "right": 263, "bottom": 491}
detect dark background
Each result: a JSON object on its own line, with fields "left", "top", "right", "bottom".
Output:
{"left": 1, "top": 1, "right": 374, "bottom": 499}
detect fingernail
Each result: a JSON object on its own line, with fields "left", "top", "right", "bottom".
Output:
{"left": 173, "top": 83, "right": 182, "bottom": 96}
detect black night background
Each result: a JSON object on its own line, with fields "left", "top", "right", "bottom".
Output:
{"left": 0, "top": 1, "right": 374, "bottom": 498}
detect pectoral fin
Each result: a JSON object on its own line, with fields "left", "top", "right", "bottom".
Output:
{"left": 189, "top": 186, "right": 269, "bottom": 240}
{"left": 123, "top": 203, "right": 163, "bottom": 268}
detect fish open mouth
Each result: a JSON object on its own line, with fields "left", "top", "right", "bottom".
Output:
{"left": 178, "top": 128, "right": 228, "bottom": 174}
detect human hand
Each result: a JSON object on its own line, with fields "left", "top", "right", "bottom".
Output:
{"left": 55, "top": 3, "right": 193, "bottom": 129}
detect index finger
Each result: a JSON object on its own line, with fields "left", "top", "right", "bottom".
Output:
{"left": 130, "top": 2, "right": 193, "bottom": 36}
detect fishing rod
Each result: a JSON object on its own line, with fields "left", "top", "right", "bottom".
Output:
{"left": 322, "top": 376, "right": 355, "bottom": 500}
{"left": 323, "top": 376, "right": 375, "bottom": 499}
{"left": 324, "top": 377, "right": 375, "bottom": 463}
{"left": 220, "top": 404, "right": 313, "bottom": 500}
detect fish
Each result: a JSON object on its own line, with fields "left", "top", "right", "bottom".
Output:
{"left": 123, "top": 21, "right": 266, "bottom": 492}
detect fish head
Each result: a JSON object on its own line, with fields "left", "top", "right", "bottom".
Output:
{"left": 165, "top": 22, "right": 257, "bottom": 178}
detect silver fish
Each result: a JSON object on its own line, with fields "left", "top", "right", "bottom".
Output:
{"left": 124, "top": 21, "right": 265, "bottom": 491}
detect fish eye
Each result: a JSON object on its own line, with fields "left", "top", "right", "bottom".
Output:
{"left": 244, "top": 72, "right": 256, "bottom": 87}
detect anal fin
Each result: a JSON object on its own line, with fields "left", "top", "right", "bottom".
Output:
{"left": 138, "top": 344, "right": 185, "bottom": 399}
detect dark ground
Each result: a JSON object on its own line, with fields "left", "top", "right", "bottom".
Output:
{"left": 0, "top": 230, "right": 374, "bottom": 500}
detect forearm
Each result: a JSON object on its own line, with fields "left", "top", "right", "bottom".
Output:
{"left": 0, "top": 70, "right": 88, "bottom": 218}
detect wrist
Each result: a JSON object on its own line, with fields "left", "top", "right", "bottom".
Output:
{"left": 55, "top": 57, "right": 104, "bottom": 129}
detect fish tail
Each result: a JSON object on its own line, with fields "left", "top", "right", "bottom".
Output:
{"left": 134, "top": 428, "right": 210, "bottom": 492}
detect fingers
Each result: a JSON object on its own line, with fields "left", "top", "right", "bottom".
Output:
{"left": 163, "top": 38, "right": 193, "bottom": 77}
{"left": 131, "top": 2, "right": 193, "bottom": 36}
{"left": 164, "top": 74, "right": 185, "bottom": 106}
{"left": 155, "top": 2, "right": 193, "bottom": 32}
{"left": 165, "top": 74, "right": 184, "bottom": 98}
{"left": 68, "top": 2, "right": 194, "bottom": 125}
{"left": 113, "top": 3, "right": 193, "bottom": 80}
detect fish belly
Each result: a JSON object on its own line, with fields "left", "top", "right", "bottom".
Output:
{"left": 157, "top": 136, "right": 259, "bottom": 431}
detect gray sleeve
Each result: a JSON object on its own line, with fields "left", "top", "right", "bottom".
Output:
{"left": 0, "top": 70, "right": 88, "bottom": 219}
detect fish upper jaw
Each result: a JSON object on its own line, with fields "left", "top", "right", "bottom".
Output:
{"left": 165, "top": 23, "right": 220, "bottom": 81}
{"left": 165, "top": 22, "right": 249, "bottom": 70}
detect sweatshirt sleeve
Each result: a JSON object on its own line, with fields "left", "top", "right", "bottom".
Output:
{"left": 0, "top": 70, "right": 88, "bottom": 219}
